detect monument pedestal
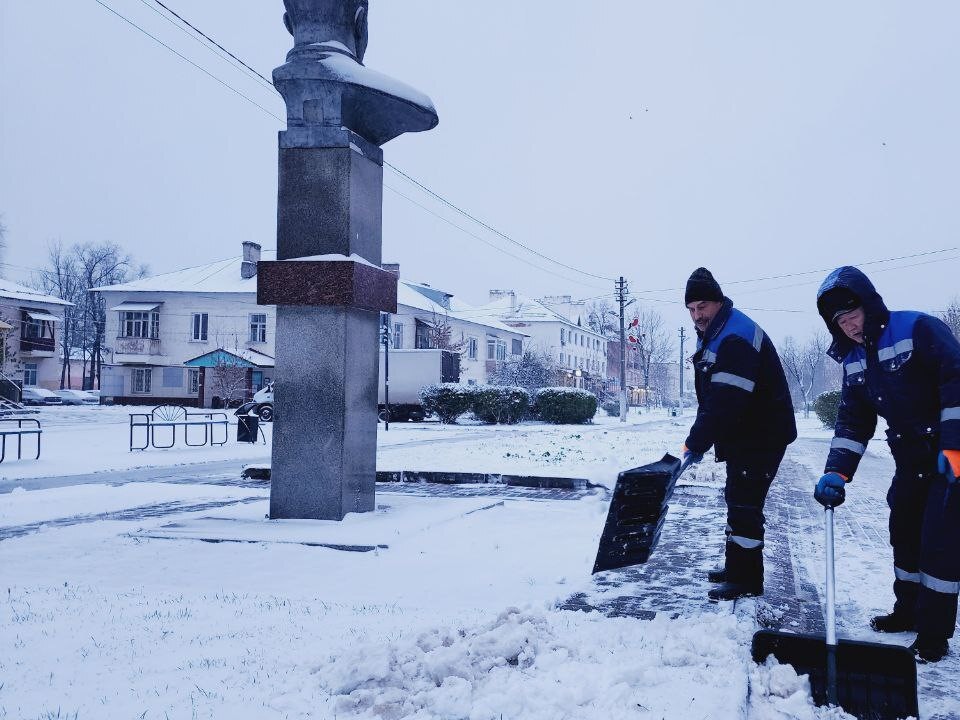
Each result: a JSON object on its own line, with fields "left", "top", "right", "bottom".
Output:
{"left": 269, "top": 306, "right": 379, "bottom": 520}
{"left": 262, "top": 0, "right": 437, "bottom": 522}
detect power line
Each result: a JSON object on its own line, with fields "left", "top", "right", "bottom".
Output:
{"left": 631, "top": 247, "right": 958, "bottom": 295}
{"left": 384, "top": 184, "right": 610, "bottom": 291}
{"left": 89, "top": 0, "right": 617, "bottom": 287}
{"left": 135, "top": 0, "right": 276, "bottom": 92}
{"left": 91, "top": 0, "right": 284, "bottom": 123}
{"left": 384, "top": 162, "right": 615, "bottom": 282}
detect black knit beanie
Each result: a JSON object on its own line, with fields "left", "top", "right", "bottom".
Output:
{"left": 684, "top": 267, "right": 723, "bottom": 305}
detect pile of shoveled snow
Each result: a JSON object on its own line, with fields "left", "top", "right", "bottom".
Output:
{"left": 748, "top": 658, "right": 858, "bottom": 720}
{"left": 317, "top": 606, "right": 749, "bottom": 719}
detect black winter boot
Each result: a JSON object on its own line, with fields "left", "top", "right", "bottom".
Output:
{"left": 910, "top": 635, "right": 949, "bottom": 663}
{"left": 708, "top": 579, "right": 762, "bottom": 601}
{"left": 869, "top": 612, "right": 916, "bottom": 633}
{"left": 707, "top": 565, "right": 727, "bottom": 583}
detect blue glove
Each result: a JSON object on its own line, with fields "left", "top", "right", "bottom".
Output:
{"left": 682, "top": 444, "right": 703, "bottom": 465}
{"left": 814, "top": 472, "right": 847, "bottom": 507}
{"left": 938, "top": 451, "right": 959, "bottom": 484}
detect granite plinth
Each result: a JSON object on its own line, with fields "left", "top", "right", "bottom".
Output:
{"left": 268, "top": 306, "right": 379, "bottom": 520}
{"left": 257, "top": 259, "right": 397, "bottom": 312}
{"left": 277, "top": 144, "right": 383, "bottom": 262}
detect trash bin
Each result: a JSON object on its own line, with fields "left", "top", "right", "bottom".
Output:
{"left": 235, "top": 402, "right": 260, "bottom": 443}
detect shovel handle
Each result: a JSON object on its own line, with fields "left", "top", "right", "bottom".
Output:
{"left": 825, "top": 506, "right": 838, "bottom": 706}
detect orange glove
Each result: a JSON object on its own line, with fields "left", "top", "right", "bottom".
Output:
{"left": 939, "top": 450, "right": 960, "bottom": 482}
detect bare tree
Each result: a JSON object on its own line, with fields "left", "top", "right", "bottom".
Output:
{"left": 939, "top": 297, "right": 960, "bottom": 340}
{"left": 35, "top": 240, "right": 146, "bottom": 389}
{"left": 209, "top": 356, "right": 248, "bottom": 407}
{"left": 488, "top": 350, "right": 558, "bottom": 393}
{"left": 420, "top": 311, "right": 465, "bottom": 352}
{"left": 36, "top": 241, "right": 83, "bottom": 388}
{"left": 780, "top": 332, "right": 829, "bottom": 417}
{"left": 585, "top": 299, "right": 617, "bottom": 338}
{"left": 633, "top": 308, "right": 674, "bottom": 407}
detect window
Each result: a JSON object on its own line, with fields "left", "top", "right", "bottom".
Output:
{"left": 393, "top": 322, "right": 404, "bottom": 349}
{"left": 23, "top": 363, "right": 38, "bottom": 387}
{"left": 188, "top": 368, "right": 200, "bottom": 394}
{"left": 23, "top": 318, "right": 43, "bottom": 339}
{"left": 191, "top": 313, "right": 208, "bottom": 342}
{"left": 132, "top": 368, "right": 152, "bottom": 394}
{"left": 468, "top": 337, "right": 478, "bottom": 360}
{"left": 511, "top": 338, "right": 522, "bottom": 355}
{"left": 486, "top": 338, "right": 506, "bottom": 361}
{"left": 249, "top": 314, "right": 267, "bottom": 343}
{"left": 121, "top": 311, "right": 159, "bottom": 339}
{"left": 560, "top": 328, "right": 566, "bottom": 345}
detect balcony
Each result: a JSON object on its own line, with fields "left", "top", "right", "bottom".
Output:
{"left": 114, "top": 336, "right": 162, "bottom": 364}
{"left": 20, "top": 336, "right": 56, "bottom": 357}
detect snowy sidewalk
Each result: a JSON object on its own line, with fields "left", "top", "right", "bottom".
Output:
{"left": 561, "top": 440, "right": 959, "bottom": 720}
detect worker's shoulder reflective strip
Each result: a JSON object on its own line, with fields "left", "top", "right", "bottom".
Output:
{"left": 702, "top": 349, "right": 717, "bottom": 364}
{"left": 831, "top": 437, "right": 866, "bottom": 455}
{"left": 711, "top": 372, "right": 755, "bottom": 392}
{"left": 920, "top": 572, "right": 960, "bottom": 594}
{"left": 878, "top": 338, "right": 914, "bottom": 362}
{"left": 845, "top": 359, "right": 867, "bottom": 377}
{"left": 728, "top": 535, "right": 763, "bottom": 549}
{"left": 941, "top": 406, "right": 960, "bottom": 422}
{"left": 752, "top": 326, "right": 764, "bottom": 351}
{"left": 895, "top": 567, "right": 921, "bottom": 583}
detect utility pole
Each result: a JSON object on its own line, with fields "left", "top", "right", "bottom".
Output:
{"left": 615, "top": 277, "right": 629, "bottom": 422}
{"left": 678, "top": 326, "right": 686, "bottom": 416}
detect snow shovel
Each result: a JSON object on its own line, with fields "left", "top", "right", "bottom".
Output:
{"left": 592, "top": 453, "right": 695, "bottom": 573}
{"left": 751, "top": 507, "right": 919, "bottom": 720}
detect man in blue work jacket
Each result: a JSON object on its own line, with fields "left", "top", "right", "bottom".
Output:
{"left": 814, "top": 266, "right": 960, "bottom": 663}
{"left": 682, "top": 267, "right": 798, "bottom": 601}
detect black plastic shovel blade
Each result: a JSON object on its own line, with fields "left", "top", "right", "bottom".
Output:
{"left": 592, "top": 454, "right": 681, "bottom": 573}
{"left": 751, "top": 630, "right": 918, "bottom": 720}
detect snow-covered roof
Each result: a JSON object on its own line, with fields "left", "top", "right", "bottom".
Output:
{"left": 93, "top": 251, "right": 278, "bottom": 294}
{"left": 0, "top": 278, "right": 72, "bottom": 306}
{"left": 92, "top": 250, "right": 524, "bottom": 337}
{"left": 397, "top": 281, "right": 526, "bottom": 337}
{"left": 480, "top": 293, "right": 595, "bottom": 332}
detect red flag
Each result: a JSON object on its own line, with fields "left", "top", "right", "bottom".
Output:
{"left": 629, "top": 317, "right": 639, "bottom": 328}
{"left": 628, "top": 335, "right": 638, "bottom": 343}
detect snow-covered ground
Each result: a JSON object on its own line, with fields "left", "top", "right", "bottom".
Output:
{"left": 0, "top": 408, "right": 949, "bottom": 719}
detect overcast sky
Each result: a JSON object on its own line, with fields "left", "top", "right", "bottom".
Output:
{"left": 2, "top": 1, "right": 959, "bottom": 347}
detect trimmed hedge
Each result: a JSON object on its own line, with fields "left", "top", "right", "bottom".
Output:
{"left": 419, "top": 383, "right": 474, "bottom": 424}
{"left": 533, "top": 387, "right": 598, "bottom": 424}
{"left": 470, "top": 385, "right": 530, "bottom": 425}
{"left": 813, "top": 390, "right": 841, "bottom": 428}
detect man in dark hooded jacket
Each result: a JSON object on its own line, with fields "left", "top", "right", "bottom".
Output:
{"left": 682, "top": 267, "right": 797, "bottom": 601}
{"left": 814, "top": 266, "right": 960, "bottom": 663}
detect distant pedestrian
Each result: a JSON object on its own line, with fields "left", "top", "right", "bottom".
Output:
{"left": 682, "top": 268, "right": 798, "bottom": 601}
{"left": 814, "top": 266, "right": 960, "bottom": 663}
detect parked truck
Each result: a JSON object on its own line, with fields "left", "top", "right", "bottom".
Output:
{"left": 251, "top": 348, "right": 460, "bottom": 423}
{"left": 378, "top": 348, "right": 460, "bottom": 422}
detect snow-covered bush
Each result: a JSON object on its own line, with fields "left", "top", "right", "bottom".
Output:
{"left": 532, "top": 387, "right": 598, "bottom": 424}
{"left": 419, "top": 383, "right": 474, "bottom": 424}
{"left": 813, "top": 390, "right": 841, "bottom": 428}
{"left": 469, "top": 386, "right": 529, "bottom": 424}
{"left": 601, "top": 399, "right": 620, "bottom": 417}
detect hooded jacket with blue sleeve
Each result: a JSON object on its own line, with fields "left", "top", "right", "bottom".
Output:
{"left": 817, "top": 266, "right": 960, "bottom": 479}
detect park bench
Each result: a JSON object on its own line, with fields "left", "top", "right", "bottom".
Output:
{"left": 129, "top": 405, "right": 229, "bottom": 452}
{"left": 0, "top": 417, "right": 42, "bottom": 463}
